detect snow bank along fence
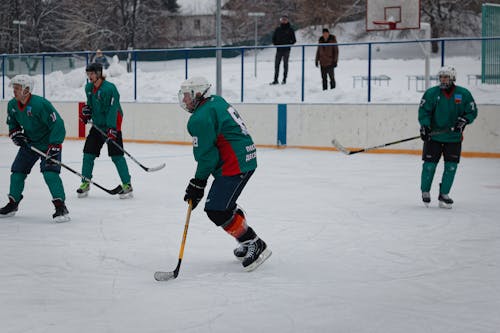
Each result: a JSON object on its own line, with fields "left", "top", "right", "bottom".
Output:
{"left": 0, "top": 101, "right": 498, "bottom": 157}
{"left": 1, "top": 36, "right": 499, "bottom": 103}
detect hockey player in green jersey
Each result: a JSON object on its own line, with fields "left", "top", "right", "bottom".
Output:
{"left": 178, "top": 77, "right": 271, "bottom": 272}
{"left": 77, "top": 63, "right": 132, "bottom": 199}
{"left": 0, "top": 75, "right": 70, "bottom": 222}
{"left": 418, "top": 66, "right": 477, "bottom": 208}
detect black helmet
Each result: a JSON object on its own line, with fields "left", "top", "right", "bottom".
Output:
{"left": 86, "top": 62, "right": 103, "bottom": 73}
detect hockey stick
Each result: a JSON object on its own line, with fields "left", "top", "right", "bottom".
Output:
{"left": 154, "top": 201, "right": 193, "bottom": 281}
{"left": 88, "top": 120, "right": 166, "bottom": 172}
{"left": 30, "top": 146, "right": 121, "bottom": 195}
{"left": 332, "top": 130, "right": 447, "bottom": 155}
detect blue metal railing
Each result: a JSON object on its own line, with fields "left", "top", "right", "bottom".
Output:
{"left": 1, "top": 36, "right": 499, "bottom": 103}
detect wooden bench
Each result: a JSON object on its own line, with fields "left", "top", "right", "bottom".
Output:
{"left": 406, "top": 75, "right": 439, "bottom": 92}
{"left": 467, "top": 74, "right": 500, "bottom": 85}
{"left": 352, "top": 74, "right": 391, "bottom": 88}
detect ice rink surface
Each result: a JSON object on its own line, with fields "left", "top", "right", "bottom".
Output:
{"left": 1, "top": 138, "right": 499, "bottom": 333}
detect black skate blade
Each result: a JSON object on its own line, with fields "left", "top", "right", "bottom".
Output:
{"left": 154, "top": 271, "right": 176, "bottom": 281}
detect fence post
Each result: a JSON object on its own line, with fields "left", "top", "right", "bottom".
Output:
{"left": 42, "top": 54, "right": 46, "bottom": 98}
{"left": 2, "top": 55, "right": 4, "bottom": 99}
{"left": 301, "top": 45, "right": 305, "bottom": 102}
{"left": 184, "top": 50, "right": 189, "bottom": 79}
{"left": 277, "top": 104, "right": 287, "bottom": 146}
{"left": 368, "top": 43, "right": 372, "bottom": 102}
{"left": 134, "top": 50, "right": 137, "bottom": 101}
{"left": 241, "top": 48, "right": 244, "bottom": 102}
{"left": 441, "top": 40, "right": 445, "bottom": 67}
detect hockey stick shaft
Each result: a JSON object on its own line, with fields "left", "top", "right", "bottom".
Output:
{"left": 154, "top": 201, "right": 193, "bottom": 281}
{"left": 333, "top": 130, "right": 447, "bottom": 155}
{"left": 30, "top": 145, "right": 119, "bottom": 195}
{"left": 88, "top": 120, "right": 165, "bottom": 172}
{"left": 346, "top": 135, "right": 420, "bottom": 155}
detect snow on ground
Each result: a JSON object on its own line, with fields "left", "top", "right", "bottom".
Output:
{"left": 2, "top": 26, "right": 496, "bottom": 104}
{"left": 1, "top": 138, "right": 499, "bottom": 332}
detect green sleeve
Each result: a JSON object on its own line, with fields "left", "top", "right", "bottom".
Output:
{"left": 418, "top": 89, "right": 435, "bottom": 127}
{"left": 6, "top": 100, "right": 20, "bottom": 131}
{"left": 42, "top": 99, "right": 66, "bottom": 144}
{"left": 85, "top": 83, "right": 91, "bottom": 106}
{"left": 190, "top": 113, "right": 219, "bottom": 180}
{"left": 462, "top": 91, "right": 478, "bottom": 125}
{"left": 106, "top": 84, "right": 121, "bottom": 129}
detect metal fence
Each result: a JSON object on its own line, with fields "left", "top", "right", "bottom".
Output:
{"left": 1, "top": 36, "right": 499, "bottom": 103}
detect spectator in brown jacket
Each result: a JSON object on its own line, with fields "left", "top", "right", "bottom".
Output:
{"left": 315, "top": 28, "right": 339, "bottom": 90}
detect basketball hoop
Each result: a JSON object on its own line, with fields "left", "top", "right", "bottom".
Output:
{"left": 372, "top": 20, "right": 397, "bottom": 30}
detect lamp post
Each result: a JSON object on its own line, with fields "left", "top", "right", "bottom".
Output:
{"left": 13, "top": 20, "right": 27, "bottom": 55}
{"left": 248, "top": 12, "right": 265, "bottom": 77}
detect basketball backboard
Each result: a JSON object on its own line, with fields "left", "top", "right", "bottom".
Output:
{"left": 366, "top": 0, "right": 421, "bottom": 31}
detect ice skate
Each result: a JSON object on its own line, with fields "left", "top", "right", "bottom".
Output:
{"left": 76, "top": 181, "right": 90, "bottom": 198}
{"left": 233, "top": 242, "right": 248, "bottom": 261}
{"left": 52, "top": 199, "right": 70, "bottom": 223}
{"left": 119, "top": 183, "right": 133, "bottom": 199}
{"left": 241, "top": 237, "right": 272, "bottom": 272}
{"left": 0, "top": 195, "right": 22, "bottom": 218}
{"left": 422, "top": 191, "right": 431, "bottom": 207}
{"left": 438, "top": 193, "right": 453, "bottom": 209}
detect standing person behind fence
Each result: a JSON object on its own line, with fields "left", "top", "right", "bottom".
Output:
{"left": 315, "top": 28, "right": 339, "bottom": 90}
{"left": 270, "top": 15, "right": 296, "bottom": 85}
{"left": 0, "top": 75, "right": 70, "bottom": 222}
{"left": 418, "top": 65, "right": 477, "bottom": 209}
{"left": 77, "top": 63, "right": 133, "bottom": 199}
{"left": 178, "top": 76, "right": 272, "bottom": 272}
{"left": 92, "top": 49, "right": 110, "bottom": 69}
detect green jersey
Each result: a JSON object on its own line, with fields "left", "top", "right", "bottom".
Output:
{"left": 6, "top": 94, "right": 66, "bottom": 150}
{"left": 418, "top": 85, "right": 478, "bottom": 142}
{"left": 85, "top": 79, "right": 123, "bottom": 131}
{"left": 187, "top": 95, "right": 257, "bottom": 180}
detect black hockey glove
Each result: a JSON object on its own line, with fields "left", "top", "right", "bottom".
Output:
{"left": 453, "top": 117, "right": 468, "bottom": 133}
{"left": 184, "top": 178, "right": 207, "bottom": 209}
{"left": 81, "top": 105, "right": 92, "bottom": 124}
{"left": 420, "top": 126, "right": 431, "bottom": 141}
{"left": 46, "top": 144, "right": 62, "bottom": 166}
{"left": 9, "top": 128, "right": 28, "bottom": 147}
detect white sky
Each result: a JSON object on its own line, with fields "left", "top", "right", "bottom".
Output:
{"left": 1, "top": 138, "right": 499, "bottom": 332}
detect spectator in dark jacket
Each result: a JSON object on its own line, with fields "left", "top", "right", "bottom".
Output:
{"left": 315, "top": 28, "right": 339, "bottom": 90}
{"left": 270, "top": 15, "right": 296, "bottom": 85}
{"left": 92, "top": 49, "right": 110, "bottom": 69}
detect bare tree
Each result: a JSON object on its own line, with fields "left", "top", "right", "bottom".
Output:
{"left": 421, "top": 0, "right": 486, "bottom": 53}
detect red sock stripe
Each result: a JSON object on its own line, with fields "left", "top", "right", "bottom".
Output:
{"left": 223, "top": 213, "right": 248, "bottom": 238}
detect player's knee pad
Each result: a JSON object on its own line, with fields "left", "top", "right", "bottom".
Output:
{"left": 11, "top": 172, "right": 27, "bottom": 183}
{"left": 42, "top": 170, "right": 59, "bottom": 182}
{"left": 206, "top": 208, "right": 249, "bottom": 239}
{"left": 423, "top": 161, "right": 437, "bottom": 173}
{"left": 83, "top": 153, "right": 96, "bottom": 163}
{"left": 444, "top": 161, "right": 458, "bottom": 174}
{"left": 206, "top": 209, "right": 233, "bottom": 227}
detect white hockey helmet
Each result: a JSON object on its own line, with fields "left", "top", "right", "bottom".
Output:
{"left": 437, "top": 65, "right": 456, "bottom": 88}
{"left": 9, "top": 74, "right": 35, "bottom": 93}
{"left": 178, "top": 76, "right": 211, "bottom": 112}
